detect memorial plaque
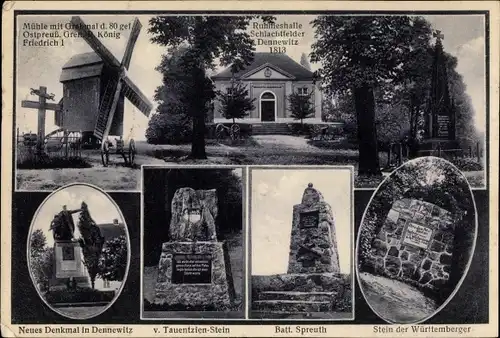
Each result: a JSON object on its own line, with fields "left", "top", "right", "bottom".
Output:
{"left": 437, "top": 115, "right": 450, "bottom": 138}
{"left": 62, "top": 246, "right": 75, "bottom": 260}
{"left": 172, "top": 254, "right": 212, "bottom": 284}
{"left": 299, "top": 210, "right": 319, "bottom": 229}
{"left": 183, "top": 208, "right": 201, "bottom": 223}
{"left": 402, "top": 223, "right": 433, "bottom": 249}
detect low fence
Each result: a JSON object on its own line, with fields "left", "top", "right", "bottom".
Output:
{"left": 17, "top": 130, "right": 83, "bottom": 164}
{"left": 385, "top": 142, "right": 482, "bottom": 168}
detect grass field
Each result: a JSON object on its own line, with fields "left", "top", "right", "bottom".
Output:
{"left": 16, "top": 137, "right": 485, "bottom": 190}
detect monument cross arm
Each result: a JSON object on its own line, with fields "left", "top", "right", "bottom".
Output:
{"left": 21, "top": 100, "right": 60, "bottom": 111}
{"left": 433, "top": 30, "right": 444, "bottom": 40}
{"left": 20, "top": 86, "right": 60, "bottom": 148}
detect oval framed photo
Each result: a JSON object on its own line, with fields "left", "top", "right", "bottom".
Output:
{"left": 356, "top": 156, "right": 477, "bottom": 324}
{"left": 27, "top": 183, "right": 130, "bottom": 320}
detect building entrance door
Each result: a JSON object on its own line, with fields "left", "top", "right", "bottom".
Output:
{"left": 260, "top": 92, "right": 276, "bottom": 122}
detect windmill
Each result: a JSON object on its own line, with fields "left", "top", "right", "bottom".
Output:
{"left": 57, "top": 16, "right": 153, "bottom": 166}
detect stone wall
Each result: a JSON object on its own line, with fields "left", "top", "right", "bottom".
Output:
{"left": 366, "top": 198, "right": 455, "bottom": 290}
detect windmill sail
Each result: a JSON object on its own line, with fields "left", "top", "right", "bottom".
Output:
{"left": 121, "top": 74, "right": 153, "bottom": 116}
{"left": 95, "top": 80, "right": 119, "bottom": 139}
{"left": 70, "top": 16, "right": 153, "bottom": 140}
{"left": 70, "top": 16, "right": 121, "bottom": 69}
{"left": 121, "top": 18, "right": 142, "bottom": 69}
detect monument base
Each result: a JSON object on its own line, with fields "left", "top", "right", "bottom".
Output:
{"left": 251, "top": 273, "right": 351, "bottom": 313}
{"left": 51, "top": 240, "right": 90, "bottom": 290}
{"left": 419, "top": 139, "right": 460, "bottom": 153}
{"left": 154, "top": 241, "right": 235, "bottom": 310}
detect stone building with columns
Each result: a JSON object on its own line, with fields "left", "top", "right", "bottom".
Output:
{"left": 211, "top": 53, "right": 322, "bottom": 123}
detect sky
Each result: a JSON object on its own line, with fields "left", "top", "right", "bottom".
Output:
{"left": 30, "top": 184, "right": 123, "bottom": 247}
{"left": 250, "top": 168, "right": 352, "bottom": 275}
{"left": 16, "top": 14, "right": 486, "bottom": 139}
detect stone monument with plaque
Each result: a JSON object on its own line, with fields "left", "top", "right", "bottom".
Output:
{"left": 365, "top": 198, "right": 456, "bottom": 289}
{"left": 422, "top": 30, "right": 458, "bottom": 151}
{"left": 154, "top": 187, "right": 235, "bottom": 309}
{"left": 252, "top": 183, "right": 351, "bottom": 316}
{"left": 288, "top": 183, "right": 340, "bottom": 274}
{"left": 49, "top": 205, "right": 90, "bottom": 289}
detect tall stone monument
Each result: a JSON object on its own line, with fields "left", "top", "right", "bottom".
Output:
{"left": 49, "top": 205, "right": 90, "bottom": 290}
{"left": 423, "top": 30, "right": 457, "bottom": 150}
{"left": 252, "top": 183, "right": 350, "bottom": 315}
{"left": 154, "top": 187, "right": 235, "bottom": 309}
{"left": 288, "top": 183, "right": 340, "bottom": 274}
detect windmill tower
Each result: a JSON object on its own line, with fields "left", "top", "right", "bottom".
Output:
{"left": 56, "top": 16, "right": 153, "bottom": 147}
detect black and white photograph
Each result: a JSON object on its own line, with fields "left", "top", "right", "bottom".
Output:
{"left": 3, "top": 3, "right": 497, "bottom": 336}
{"left": 141, "top": 167, "right": 245, "bottom": 319}
{"left": 15, "top": 14, "right": 486, "bottom": 191}
{"left": 27, "top": 183, "right": 130, "bottom": 320}
{"left": 356, "top": 156, "right": 477, "bottom": 324}
{"left": 249, "top": 168, "right": 353, "bottom": 319}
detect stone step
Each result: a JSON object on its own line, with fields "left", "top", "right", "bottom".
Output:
{"left": 253, "top": 300, "right": 331, "bottom": 313}
{"left": 252, "top": 131, "right": 291, "bottom": 135}
{"left": 251, "top": 125, "right": 292, "bottom": 135}
{"left": 252, "top": 273, "right": 347, "bottom": 293}
{"left": 258, "top": 291, "right": 336, "bottom": 302}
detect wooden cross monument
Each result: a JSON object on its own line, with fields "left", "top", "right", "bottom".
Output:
{"left": 21, "top": 86, "right": 60, "bottom": 150}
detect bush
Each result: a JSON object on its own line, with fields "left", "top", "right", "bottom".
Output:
{"left": 342, "top": 120, "right": 358, "bottom": 142}
{"left": 45, "top": 288, "right": 115, "bottom": 304}
{"left": 145, "top": 112, "right": 192, "bottom": 145}
{"left": 288, "top": 123, "right": 312, "bottom": 136}
{"left": 449, "top": 157, "right": 483, "bottom": 171}
{"left": 17, "top": 156, "right": 91, "bottom": 169}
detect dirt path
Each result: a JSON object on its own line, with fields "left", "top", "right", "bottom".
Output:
{"left": 252, "top": 135, "right": 321, "bottom": 152}
{"left": 359, "top": 272, "right": 437, "bottom": 323}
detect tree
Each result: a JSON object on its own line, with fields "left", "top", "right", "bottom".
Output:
{"left": 77, "top": 202, "right": 104, "bottom": 289}
{"left": 217, "top": 80, "right": 255, "bottom": 124}
{"left": 98, "top": 236, "right": 128, "bottom": 282}
{"left": 29, "top": 231, "right": 54, "bottom": 290}
{"left": 146, "top": 47, "right": 195, "bottom": 145}
{"left": 148, "top": 16, "right": 274, "bottom": 159}
{"left": 288, "top": 92, "right": 315, "bottom": 126}
{"left": 30, "top": 229, "right": 47, "bottom": 256}
{"left": 311, "top": 16, "right": 420, "bottom": 176}
{"left": 300, "top": 52, "right": 311, "bottom": 70}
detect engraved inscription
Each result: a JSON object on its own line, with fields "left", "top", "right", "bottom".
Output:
{"left": 402, "top": 223, "right": 433, "bottom": 249}
{"left": 299, "top": 210, "right": 319, "bottom": 229}
{"left": 172, "top": 254, "right": 212, "bottom": 284}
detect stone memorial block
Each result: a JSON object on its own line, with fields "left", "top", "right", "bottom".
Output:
{"left": 54, "top": 240, "right": 86, "bottom": 279}
{"left": 169, "top": 188, "right": 218, "bottom": 242}
{"left": 368, "top": 198, "right": 456, "bottom": 286}
{"left": 155, "top": 187, "right": 235, "bottom": 309}
{"left": 287, "top": 183, "right": 340, "bottom": 274}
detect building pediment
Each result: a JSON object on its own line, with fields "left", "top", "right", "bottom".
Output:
{"left": 241, "top": 63, "right": 295, "bottom": 80}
